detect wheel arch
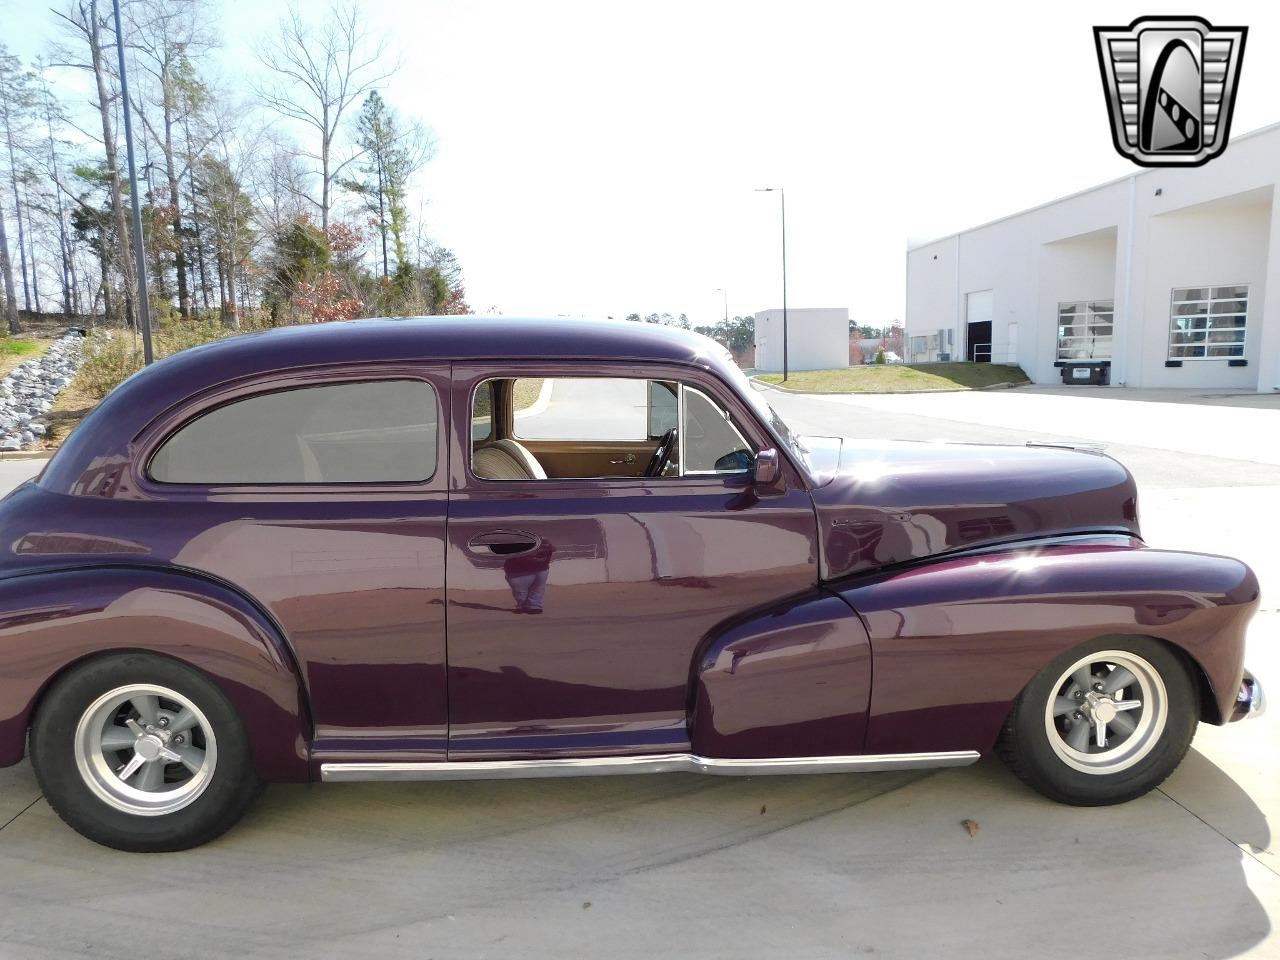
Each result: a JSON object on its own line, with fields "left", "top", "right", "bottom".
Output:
{"left": 0, "top": 564, "right": 312, "bottom": 781}
{"left": 995, "top": 631, "right": 1223, "bottom": 732}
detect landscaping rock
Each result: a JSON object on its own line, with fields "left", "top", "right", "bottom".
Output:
{"left": 0, "top": 332, "right": 86, "bottom": 451}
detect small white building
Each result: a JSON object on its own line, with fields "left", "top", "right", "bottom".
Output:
{"left": 905, "top": 122, "right": 1280, "bottom": 392}
{"left": 754, "top": 307, "right": 849, "bottom": 372}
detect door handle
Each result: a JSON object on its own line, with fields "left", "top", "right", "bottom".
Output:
{"left": 609, "top": 453, "right": 636, "bottom": 465}
{"left": 467, "top": 530, "right": 540, "bottom": 555}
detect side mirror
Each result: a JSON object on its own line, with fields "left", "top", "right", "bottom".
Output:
{"left": 753, "top": 448, "right": 780, "bottom": 484}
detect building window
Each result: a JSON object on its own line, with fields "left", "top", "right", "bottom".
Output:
{"left": 1169, "top": 285, "right": 1247, "bottom": 359}
{"left": 1057, "top": 301, "right": 1113, "bottom": 360}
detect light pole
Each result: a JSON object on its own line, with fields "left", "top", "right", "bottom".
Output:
{"left": 112, "top": 0, "right": 153, "bottom": 364}
{"left": 714, "top": 287, "right": 728, "bottom": 324}
{"left": 755, "top": 187, "right": 787, "bottom": 380}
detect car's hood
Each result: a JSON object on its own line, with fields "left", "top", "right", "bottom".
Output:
{"left": 808, "top": 438, "right": 1139, "bottom": 581}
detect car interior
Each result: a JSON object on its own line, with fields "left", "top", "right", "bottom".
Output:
{"left": 471, "top": 377, "right": 756, "bottom": 481}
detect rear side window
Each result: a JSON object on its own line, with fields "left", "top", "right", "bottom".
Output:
{"left": 149, "top": 380, "right": 438, "bottom": 484}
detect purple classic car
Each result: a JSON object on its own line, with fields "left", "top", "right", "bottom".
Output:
{"left": 0, "top": 317, "right": 1264, "bottom": 851}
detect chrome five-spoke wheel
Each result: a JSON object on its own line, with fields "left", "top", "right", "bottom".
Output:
{"left": 74, "top": 683, "right": 219, "bottom": 816}
{"left": 1044, "top": 651, "right": 1167, "bottom": 775}
{"left": 999, "top": 637, "right": 1196, "bottom": 806}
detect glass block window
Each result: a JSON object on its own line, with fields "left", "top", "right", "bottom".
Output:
{"left": 1169, "top": 285, "right": 1248, "bottom": 359}
{"left": 1057, "top": 301, "right": 1113, "bottom": 360}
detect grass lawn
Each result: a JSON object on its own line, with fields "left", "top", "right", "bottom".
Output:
{"left": 756, "top": 362, "right": 1030, "bottom": 394}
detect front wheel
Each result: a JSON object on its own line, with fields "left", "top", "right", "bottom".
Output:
{"left": 30, "top": 653, "right": 262, "bottom": 851}
{"left": 997, "top": 637, "right": 1198, "bottom": 805}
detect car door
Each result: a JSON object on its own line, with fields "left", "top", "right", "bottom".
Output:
{"left": 444, "top": 361, "right": 820, "bottom": 759}
{"left": 133, "top": 365, "right": 451, "bottom": 766}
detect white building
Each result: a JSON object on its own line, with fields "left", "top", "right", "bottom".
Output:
{"left": 905, "top": 122, "right": 1280, "bottom": 392}
{"left": 754, "top": 307, "right": 849, "bottom": 372}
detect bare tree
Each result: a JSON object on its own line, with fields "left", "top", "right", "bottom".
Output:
{"left": 126, "top": 0, "right": 217, "bottom": 318}
{"left": 254, "top": 2, "right": 396, "bottom": 231}
{"left": 0, "top": 194, "right": 19, "bottom": 332}
{"left": 0, "top": 45, "right": 37, "bottom": 314}
{"left": 51, "top": 0, "right": 137, "bottom": 328}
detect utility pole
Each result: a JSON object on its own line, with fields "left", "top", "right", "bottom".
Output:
{"left": 112, "top": 0, "right": 153, "bottom": 364}
{"left": 755, "top": 187, "right": 787, "bottom": 380}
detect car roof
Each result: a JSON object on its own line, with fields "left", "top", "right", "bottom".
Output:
{"left": 41, "top": 317, "right": 741, "bottom": 495}
{"left": 160, "top": 316, "right": 722, "bottom": 369}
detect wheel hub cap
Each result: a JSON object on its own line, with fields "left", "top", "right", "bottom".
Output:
{"left": 134, "top": 734, "right": 165, "bottom": 761}
{"left": 1086, "top": 695, "right": 1118, "bottom": 724}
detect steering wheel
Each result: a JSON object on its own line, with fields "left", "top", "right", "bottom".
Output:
{"left": 644, "top": 428, "right": 678, "bottom": 478}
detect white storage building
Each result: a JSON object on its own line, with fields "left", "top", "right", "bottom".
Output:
{"left": 753, "top": 307, "right": 849, "bottom": 373}
{"left": 905, "top": 122, "right": 1280, "bottom": 392}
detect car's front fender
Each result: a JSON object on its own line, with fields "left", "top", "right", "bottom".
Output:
{"left": 834, "top": 541, "right": 1260, "bottom": 756}
{"left": 690, "top": 590, "right": 872, "bottom": 758}
{"left": 0, "top": 565, "right": 311, "bottom": 781}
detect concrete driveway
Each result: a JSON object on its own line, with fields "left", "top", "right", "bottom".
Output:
{"left": 0, "top": 391, "right": 1277, "bottom": 960}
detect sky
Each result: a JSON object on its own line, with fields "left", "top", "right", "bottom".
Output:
{"left": 8, "top": 0, "right": 1280, "bottom": 328}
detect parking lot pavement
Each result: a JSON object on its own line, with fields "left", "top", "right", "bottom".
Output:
{"left": 1, "top": 394, "right": 1277, "bottom": 959}
{"left": 797, "top": 384, "right": 1280, "bottom": 466}
{"left": 0, "top": 457, "right": 46, "bottom": 492}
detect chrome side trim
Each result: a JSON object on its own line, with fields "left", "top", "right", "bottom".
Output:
{"left": 319, "top": 750, "right": 981, "bottom": 783}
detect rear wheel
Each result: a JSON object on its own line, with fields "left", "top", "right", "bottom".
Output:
{"left": 998, "top": 637, "right": 1198, "bottom": 805}
{"left": 30, "top": 653, "right": 262, "bottom": 851}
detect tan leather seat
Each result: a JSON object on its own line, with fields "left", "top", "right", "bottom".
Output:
{"left": 473, "top": 438, "right": 548, "bottom": 480}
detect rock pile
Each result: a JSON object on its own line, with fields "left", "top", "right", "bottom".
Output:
{"left": 0, "top": 332, "right": 86, "bottom": 451}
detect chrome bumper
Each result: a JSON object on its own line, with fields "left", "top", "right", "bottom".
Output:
{"left": 1233, "top": 669, "right": 1266, "bottom": 721}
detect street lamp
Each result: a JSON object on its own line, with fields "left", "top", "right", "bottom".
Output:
{"left": 713, "top": 287, "right": 728, "bottom": 324}
{"left": 755, "top": 187, "right": 787, "bottom": 380}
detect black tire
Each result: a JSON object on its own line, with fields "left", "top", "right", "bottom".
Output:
{"left": 30, "top": 652, "right": 263, "bottom": 852}
{"left": 997, "top": 636, "right": 1198, "bottom": 806}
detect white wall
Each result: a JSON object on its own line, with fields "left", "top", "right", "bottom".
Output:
{"left": 753, "top": 307, "right": 849, "bottom": 372}
{"left": 1131, "top": 195, "right": 1271, "bottom": 388}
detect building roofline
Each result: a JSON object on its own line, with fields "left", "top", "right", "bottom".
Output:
{"left": 906, "top": 118, "right": 1280, "bottom": 252}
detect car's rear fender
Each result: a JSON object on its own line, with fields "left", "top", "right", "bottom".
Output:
{"left": 0, "top": 565, "right": 311, "bottom": 781}
{"left": 834, "top": 542, "right": 1259, "bottom": 756}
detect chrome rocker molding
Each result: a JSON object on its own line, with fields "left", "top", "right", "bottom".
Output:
{"left": 320, "top": 750, "right": 982, "bottom": 782}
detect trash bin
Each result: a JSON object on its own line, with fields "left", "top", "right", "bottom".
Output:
{"left": 1059, "top": 363, "right": 1110, "bottom": 385}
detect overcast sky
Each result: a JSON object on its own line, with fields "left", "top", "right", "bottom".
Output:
{"left": 9, "top": 0, "right": 1279, "bottom": 327}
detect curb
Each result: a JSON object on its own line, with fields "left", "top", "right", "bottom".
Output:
{"left": 749, "top": 377, "right": 1031, "bottom": 397}
{"left": 0, "top": 451, "right": 52, "bottom": 461}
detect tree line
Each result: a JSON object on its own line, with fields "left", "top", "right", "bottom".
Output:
{"left": 0, "top": 0, "right": 467, "bottom": 338}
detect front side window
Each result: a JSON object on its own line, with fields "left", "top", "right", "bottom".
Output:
{"left": 149, "top": 379, "right": 438, "bottom": 484}
{"left": 1057, "top": 300, "right": 1113, "bottom": 360}
{"left": 1169, "top": 285, "right": 1248, "bottom": 359}
{"left": 471, "top": 376, "right": 754, "bottom": 481}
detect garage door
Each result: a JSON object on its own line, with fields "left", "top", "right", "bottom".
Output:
{"left": 966, "top": 290, "right": 993, "bottom": 362}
